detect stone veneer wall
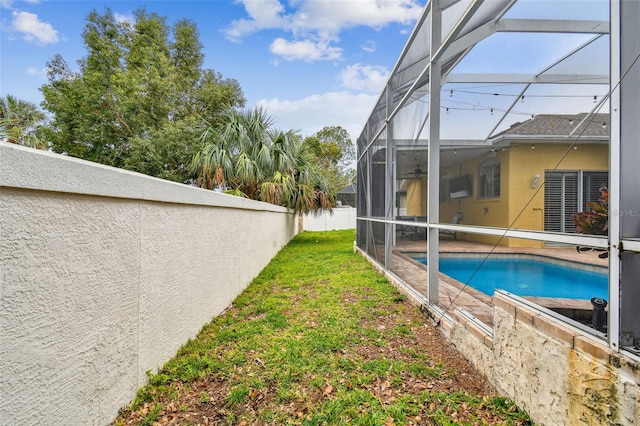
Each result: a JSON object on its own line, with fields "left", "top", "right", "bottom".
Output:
{"left": 445, "top": 292, "right": 640, "bottom": 425}
{"left": 357, "top": 247, "right": 640, "bottom": 425}
{"left": 0, "top": 143, "right": 297, "bottom": 425}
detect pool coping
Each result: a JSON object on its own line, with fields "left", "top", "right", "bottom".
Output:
{"left": 397, "top": 250, "right": 603, "bottom": 312}
{"left": 405, "top": 250, "right": 607, "bottom": 274}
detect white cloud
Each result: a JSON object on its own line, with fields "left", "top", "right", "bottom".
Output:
{"left": 0, "top": 0, "right": 38, "bottom": 8}
{"left": 257, "top": 91, "right": 378, "bottom": 140}
{"left": 224, "top": 0, "right": 423, "bottom": 62}
{"left": 270, "top": 37, "right": 342, "bottom": 62}
{"left": 114, "top": 12, "right": 135, "bottom": 26}
{"left": 224, "top": 0, "right": 287, "bottom": 41}
{"left": 226, "top": 0, "right": 423, "bottom": 39}
{"left": 26, "top": 66, "right": 46, "bottom": 80}
{"left": 361, "top": 40, "right": 376, "bottom": 53}
{"left": 339, "top": 64, "right": 389, "bottom": 94}
{"left": 11, "top": 10, "right": 58, "bottom": 44}
{"left": 289, "top": 0, "right": 424, "bottom": 31}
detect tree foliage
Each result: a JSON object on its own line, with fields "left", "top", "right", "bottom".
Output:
{"left": 191, "top": 107, "right": 333, "bottom": 213}
{"left": 40, "top": 8, "right": 245, "bottom": 182}
{"left": 0, "top": 95, "right": 46, "bottom": 149}
{"left": 302, "top": 125, "right": 356, "bottom": 198}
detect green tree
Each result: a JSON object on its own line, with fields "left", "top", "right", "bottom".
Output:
{"left": 306, "top": 126, "right": 355, "bottom": 167}
{"left": 0, "top": 95, "right": 46, "bottom": 149}
{"left": 124, "top": 118, "right": 204, "bottom": 182}
{"left": 303, "top": 125, "right": 356, "bottom": 198}
{"left": 40, "top": 8, "right": 244, "bottom": 182}
{"left": 191, "top": 107, "right": 333, "bottom": 213}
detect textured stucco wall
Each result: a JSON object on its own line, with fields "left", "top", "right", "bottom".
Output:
{"left": 0, "top": 142, "right": 297, "bottom": 425}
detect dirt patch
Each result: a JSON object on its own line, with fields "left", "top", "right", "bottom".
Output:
{"left": 113, "top": 231, "right": 530, "bottom": 425}
{"left": 116, "top": 305, "right": 512, "bottom": 425}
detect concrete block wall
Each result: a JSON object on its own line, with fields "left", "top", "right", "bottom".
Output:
{"left": 0, "top": 142, "right": 297, "bottom": 425}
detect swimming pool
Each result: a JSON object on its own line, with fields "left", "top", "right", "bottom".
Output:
{"left": 413, "top": 255, "right": 608, "bottom": 300}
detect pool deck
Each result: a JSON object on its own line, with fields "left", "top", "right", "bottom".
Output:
{"left": 390, "top": 239, "right": 608, "bottom": 327}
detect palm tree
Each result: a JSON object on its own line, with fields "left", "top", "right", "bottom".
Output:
{"left": 191, "top": 107, "right": 333, "bottom": 213}
{"left": 0, "top": 95, "right": 47, "bottom": 149}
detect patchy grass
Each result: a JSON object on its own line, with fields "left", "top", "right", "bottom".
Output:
{"left": 114, "top": 230, "right": 531, "bottom": 425}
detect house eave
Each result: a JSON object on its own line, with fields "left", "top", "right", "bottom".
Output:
{"left": 490, "top": 134, "right": 609, "bottom": 145}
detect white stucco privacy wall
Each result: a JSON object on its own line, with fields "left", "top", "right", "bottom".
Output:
{"left": 0, "top": 142, "right": 297, "bottom": 425}
{"left": 303, "top": 207, "right": 356, "bottom": 231}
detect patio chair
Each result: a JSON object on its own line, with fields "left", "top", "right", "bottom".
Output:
{"left": 398, "top": 216, "right": 426, "bottom": 240}
{"left": 440, "top": 213, "right": 462, "bottom": 240}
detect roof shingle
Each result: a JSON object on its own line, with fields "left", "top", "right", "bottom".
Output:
{"left": 494, "top": 113, "right": 610, "bottom": 138}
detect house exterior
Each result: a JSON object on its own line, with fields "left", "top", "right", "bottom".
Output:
{"left": 355, "top": 0, "right": 640, "bottom": 423}
{"left": 336, "top": 183, "right": 356, "bottom": 207}
{"left": 438, "top": 113, "right": 610, "bottom": 247}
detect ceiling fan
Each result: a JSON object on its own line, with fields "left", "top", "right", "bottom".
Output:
{"left": 399, "top": 165, "right": 426, "bottom": 179}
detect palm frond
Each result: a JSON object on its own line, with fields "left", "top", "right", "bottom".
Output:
{"left": 223, "top": 187, "right": 248, "bottom": 198}
{"left": 191, "top": 105, "right": 335, "bottom": 213}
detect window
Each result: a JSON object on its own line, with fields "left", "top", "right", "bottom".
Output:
{"left": 478, "top": 158, "right": 500, "bottom": 199}
{"left": 582, "top": 171, "right": 608, "bottom": 211}
{"left": 544, "top": 171, "right": 608, "bottom": 233}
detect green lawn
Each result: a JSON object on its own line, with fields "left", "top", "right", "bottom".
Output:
{"left": 114, "top": 230, "right": 531, "bottom": 425}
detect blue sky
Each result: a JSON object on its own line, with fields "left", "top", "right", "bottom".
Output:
{"left": 0, "top": 0, "right": 427, "bottom": 140}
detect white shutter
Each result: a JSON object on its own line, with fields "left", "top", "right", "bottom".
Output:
{"left": 544, "top": 172, "right": 562, "bottom": 232}
{"left": 544, "top": 171, "right": 579, "bottom": 233}
{"left": 563, "top": 173, "right": 578, "bottom": 233}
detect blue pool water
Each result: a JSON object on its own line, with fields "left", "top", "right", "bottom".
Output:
{"left": 414, "top": 256, "right": 607, "bottom": 300}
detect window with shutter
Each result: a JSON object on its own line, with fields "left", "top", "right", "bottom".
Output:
{"left": 544, "top": 171, "right": 608, "bottom": 233}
